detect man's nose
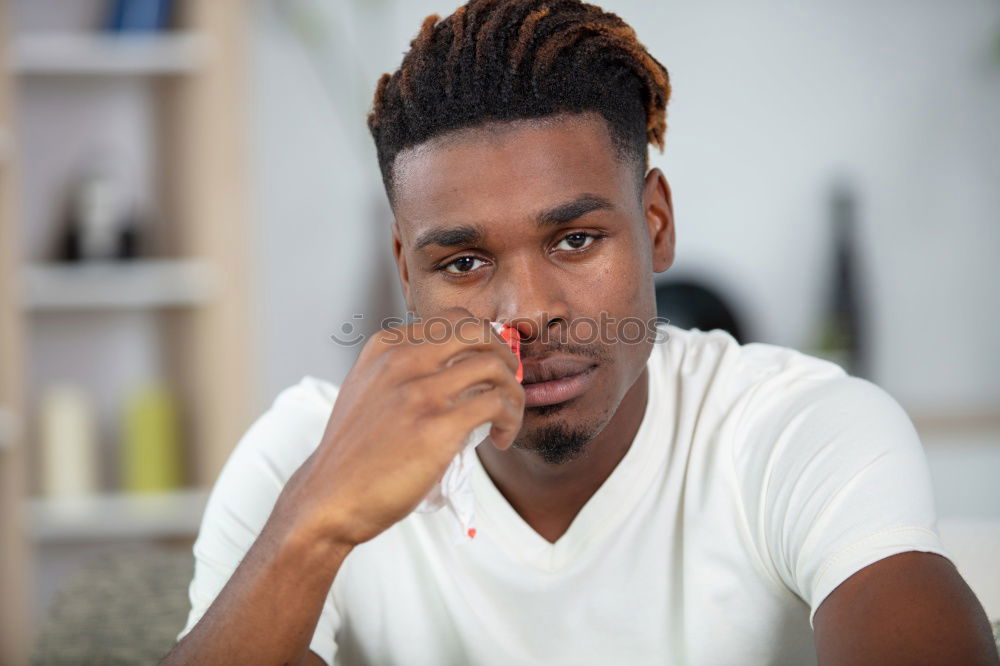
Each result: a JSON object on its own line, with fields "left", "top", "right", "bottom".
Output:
{"left": 492, "top": 258, "right": 570, "bottom": 345}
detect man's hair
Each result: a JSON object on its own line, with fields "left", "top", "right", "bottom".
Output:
{"left": 366, "top": 0, "right": 671, "bottom": 205}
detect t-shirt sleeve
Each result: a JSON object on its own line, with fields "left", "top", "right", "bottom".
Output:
{"left": 733, "top": 371, "right": 954, "bottom": 630}
{"left": 175, "top": 377, "right": 342, "bottom": 665}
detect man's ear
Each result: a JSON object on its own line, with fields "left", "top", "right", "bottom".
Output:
{"left": 642, "top": 168, "right": 675, "bottom": 273}
{"left": 391, "top": 221, "right": 414, "bottom": 312}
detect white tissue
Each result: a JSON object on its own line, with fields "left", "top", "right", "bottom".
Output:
{"left": 413, "top": 321, "right": 507, "bottom": 543}
{"left": 414, "top": 421, "right": 492, "bottom": 543}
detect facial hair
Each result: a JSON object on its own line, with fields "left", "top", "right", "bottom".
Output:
{"left": 513, "top": 326, "right": 616, "bottom": 464}
{"left": 513, "top": 421, "right": 595, "bottom": 465}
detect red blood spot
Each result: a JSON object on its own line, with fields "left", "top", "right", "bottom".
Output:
{"left": 467, "top": 527, "right": 477, "bottom": 539}
{"left": 498, "top": 325, "right": 523, "bottom": 383}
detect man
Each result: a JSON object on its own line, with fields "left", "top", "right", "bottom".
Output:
{"left": 167, "top": 1, "right": 999, "bottom": 664}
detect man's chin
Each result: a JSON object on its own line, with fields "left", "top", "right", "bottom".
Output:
{"left": 512, "top": 419, "right": 598, "bottom": 466}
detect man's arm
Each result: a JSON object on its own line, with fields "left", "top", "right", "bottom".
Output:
{"left": 163, "top": 513, "right": 352, "bottom": 666}
{"left": 813, "top": 551, "right": 1000, "bottom": 665}
{"left": 161, "top": 310, "right": 524, "bottom": 665}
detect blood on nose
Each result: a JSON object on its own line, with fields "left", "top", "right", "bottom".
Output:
{"left": 493, "top": 322, "right": 523, "bottom": 383}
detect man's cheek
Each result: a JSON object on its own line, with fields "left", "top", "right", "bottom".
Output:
{"left": 409, "top": 283, "right": 464, "bottom": 315}
{"left": 589, "top": 264, "right": 641, "bottom": 311}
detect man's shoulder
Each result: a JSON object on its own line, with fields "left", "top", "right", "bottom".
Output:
{"left": 271, "top": 374, "right": 341, "bottom": 413}
{"left": 653, "top": 323, "right": 848, "bottom": 395}
{"left": 648, "top": 324, "right": 877, "bottom": 463}
{"left": 254, "top": 374, "right": 340, "bottom": 450}
{"left": 223, "top": 375, "right": 341, "bottom": 481}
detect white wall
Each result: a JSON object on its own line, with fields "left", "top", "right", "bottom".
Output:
{"left": 613, "top": 0, "right": 1000, "bottom": 415}
{"left": 250, "top": 0, "right": 403, "bottom": 409}
{"left": 250, "top": 0, "right": 1000, "bottom": 420}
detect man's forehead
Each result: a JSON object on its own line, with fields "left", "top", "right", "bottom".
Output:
{"left": 397, "top": 113, "right": 581, "bottom": 161}
{"left": 391, "top": 112, "right": 632, "bottom": 233}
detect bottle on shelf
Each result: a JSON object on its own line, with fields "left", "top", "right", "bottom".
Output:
{"left": 39, "top": 383, "right": 100, "bottom": 499}
{"left": 120, "top": 383, "right": 183, "bottom": 493}
{"left": 59, "top": 165, "right": 141, "bottom": 262}
{"left": 106, "top": 0, "right": 176, "bottom": 33}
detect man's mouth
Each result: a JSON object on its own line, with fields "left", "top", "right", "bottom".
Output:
{"left": 520, "top": 357, "right": 598, "bottom": 408}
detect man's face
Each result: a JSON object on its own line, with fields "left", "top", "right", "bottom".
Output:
{"left": 390, "top": 112, "right": 674, "bottom": 462}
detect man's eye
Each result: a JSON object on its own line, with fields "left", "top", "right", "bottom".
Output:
{"left": 442, "top": 256, "right": 486, "bottom": 274}
{"left": 555, "top": 232, "right": 596, "bottom": 251}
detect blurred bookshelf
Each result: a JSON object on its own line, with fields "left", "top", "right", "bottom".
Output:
{"left": 0, "top": 1, "right": 252, "bottom": 661}
{"left": 22, "top": 259, "right": 217, "bottom": 310}
{"left": 10, "top": 31, "right": 205, "bottom": 75}
{"left": 28, "top": 488, "right": 209, "bottom": 543}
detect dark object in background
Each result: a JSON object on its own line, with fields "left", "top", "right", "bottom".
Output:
{"left": 106, "top": 0, "right": 175, "bottom": 32}
{"left": 60, "top": 215, "right": 140, "bottom": 261}
{"left": 655, "top": 279, "right": 747, "bottom": 344}
{"left": 58, "top": 170, "right": 141, "bottom": 262}
{"left": 814, "top": 180, "right": 868, "bottom": 378}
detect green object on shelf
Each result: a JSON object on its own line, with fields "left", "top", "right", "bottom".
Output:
{"left": 120, "top": 384, "right": 182, "bottom": 493}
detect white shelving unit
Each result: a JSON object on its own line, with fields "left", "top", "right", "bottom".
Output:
{"left": 10, "top": 31, "right": 205, "bottom": 76}
{"left": 27, "top": 488, "right": 209, "bottom": 543}
{"left": 0, "top": 2, "right": 253, "bottom": 661}
{"left": 22, "top": 259, "right": 218, "bottom": 310}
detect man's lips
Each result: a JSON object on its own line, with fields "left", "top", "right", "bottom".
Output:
{"left": 520, "top": 356, "right": 598, "bottom": 408}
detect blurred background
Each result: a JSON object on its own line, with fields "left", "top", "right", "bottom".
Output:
{"left": 0, "top": 0, "right": 998, "bottom": 663}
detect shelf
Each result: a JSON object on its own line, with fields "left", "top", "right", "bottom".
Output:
{"left": 9, "top": 32, "right": 205, "bottom": 76}
{"left": 22, "top": 259, "right": 218, "bottom": 311}
{"left": 911, "top": 410, "right": 1000, "bottom": 434}
{"left": 27, "top": 488, "right": 209, "bottom": 543}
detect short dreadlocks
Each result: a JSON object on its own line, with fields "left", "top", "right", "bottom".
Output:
{"left": 367, "top": 0, "right": 671, "bottom": 206}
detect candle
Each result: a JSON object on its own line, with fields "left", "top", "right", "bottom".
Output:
{"left": 39, "top": 383, "right": 100, "bottom": 498}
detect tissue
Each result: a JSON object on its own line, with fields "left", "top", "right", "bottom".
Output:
{"left": 414, "top": 321, "right": 522, "bottom": 542}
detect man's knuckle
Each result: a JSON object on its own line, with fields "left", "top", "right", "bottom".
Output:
{"left": 486, "top": 354, "right": 508, "bottom": 375}
{"left": 487, "top": 391, "right": 505, "bottom": 413}
{"left": 399, "top": 386, "right": 426, "bottom": 412}
{"left": 392, "top": 347, "right": 419, "bottom": 371}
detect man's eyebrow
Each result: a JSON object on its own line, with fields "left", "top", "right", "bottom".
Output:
{"left": 413, "top": 225, "right": 482, "bottom": 251}
{"left": 536, "top": 194, "right": 615, "bottom": 227}
{"left": 411, "top": 194, "right": 613, "bottom": 250}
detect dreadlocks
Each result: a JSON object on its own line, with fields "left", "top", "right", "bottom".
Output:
{"left": 367, "top": 0, "right": 671, "bottom": 205}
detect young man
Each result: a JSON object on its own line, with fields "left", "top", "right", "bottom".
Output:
{"left": 167, "top": 1, "right": 999, "bottom": 664}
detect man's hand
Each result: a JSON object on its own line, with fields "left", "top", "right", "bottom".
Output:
{"left": 162, "top": 308, "right": 523, "bottom": 666}
{"left": 271, "top": 308, "right": 525, "bottom": 550}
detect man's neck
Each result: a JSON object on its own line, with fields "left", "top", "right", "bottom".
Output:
{"left": 475, "top": 366, "right": 650, "bottom": 544}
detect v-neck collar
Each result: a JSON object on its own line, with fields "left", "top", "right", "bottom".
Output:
{"left": 471, "top": 342, "right": 668, "bottom": 572}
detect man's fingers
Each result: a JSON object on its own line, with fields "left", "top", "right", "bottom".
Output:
{"left": 445, "top": 388, "right": 523, "bottom": 452}
{"left": 375, "top": 316, "right": 516, "bottom": 379}
{"left": 412, "top": 350, "right": 523, "bottom": 407}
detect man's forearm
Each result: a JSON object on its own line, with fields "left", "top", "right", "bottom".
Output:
{"left": 162, "top": 517, "right": 352, "bottom": 666}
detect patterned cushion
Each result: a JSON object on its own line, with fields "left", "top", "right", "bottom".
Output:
{"left": 31, "top": 545, "right": 194, "bottom": 665}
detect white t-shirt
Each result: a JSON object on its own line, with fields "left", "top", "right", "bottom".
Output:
{"left": 178, "top": 324, "right": 952, "bottom": 665}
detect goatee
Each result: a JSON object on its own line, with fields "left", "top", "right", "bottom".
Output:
{"left": 515, "top": 422, "right": 593, "bottom": 465}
